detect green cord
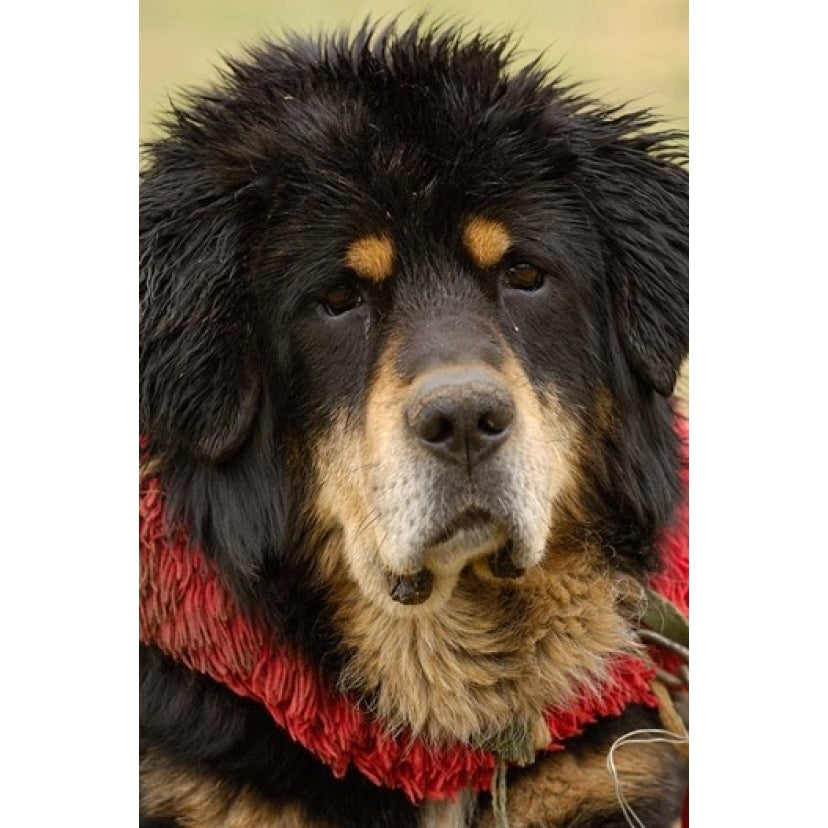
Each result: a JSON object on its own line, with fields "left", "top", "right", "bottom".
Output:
{"left": 491, "top": 755, "right": 510, "bottom": 828}
{"left": 475, "top": 720, "right": 537, "bottom": 765}
{"left": 479, "top": 720, "right": 540, "bottom": 827}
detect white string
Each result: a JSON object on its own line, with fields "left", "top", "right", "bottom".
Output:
{"left": 606, "top": 728, "right": 689, "bottom": 828}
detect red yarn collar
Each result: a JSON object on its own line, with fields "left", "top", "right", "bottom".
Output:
{"left": 139, "top": 418, "right": 688, "bottom": 803}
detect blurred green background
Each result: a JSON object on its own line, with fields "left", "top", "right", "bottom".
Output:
{"left": 140, "top": 0, "right": 688, "bottom": 144}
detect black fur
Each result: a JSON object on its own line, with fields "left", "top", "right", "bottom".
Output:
{"left": 140, "top": 21, "right": 687, "bottom": 827}
{"left": 140, "top": 645, "right": 419, "bottom": 827}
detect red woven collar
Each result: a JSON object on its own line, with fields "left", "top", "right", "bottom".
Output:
{"left": 139, "top": 419, "right": 688, "bottom": 803}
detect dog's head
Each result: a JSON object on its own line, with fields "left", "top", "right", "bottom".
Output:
{"left": 141, "top": 25, "right": 687, "bottom": 626}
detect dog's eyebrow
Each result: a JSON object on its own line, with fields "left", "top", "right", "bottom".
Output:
{"left": 345, "top": 234, "right": 396, "bottom": 283}
{"left": 462, "top": 216, "right": 512, "bottom": 269}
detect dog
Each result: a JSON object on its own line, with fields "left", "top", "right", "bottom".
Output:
{"left": 139, "top": 21, "right": 689, "bottom": 828}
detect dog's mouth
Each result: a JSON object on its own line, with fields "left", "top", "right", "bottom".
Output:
{"left": 387, "top": 508, "right": 527, "bottom": 605}
{"left": 429, "top": 507, "right": 498, "bottom": 547}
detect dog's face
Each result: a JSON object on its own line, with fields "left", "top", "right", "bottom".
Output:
{"left": 141, "top": 27, "right": 687, "bottom": 702}
{"left": 272, "top": 150, "right": 607, "bottom": 610}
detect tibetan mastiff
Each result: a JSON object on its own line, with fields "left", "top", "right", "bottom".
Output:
{"left": 139, "top": 22, "right": 689, "bottom": 828}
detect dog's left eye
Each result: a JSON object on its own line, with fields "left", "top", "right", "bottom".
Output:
{"left": 321, "top": 284, "right": 363, "bottom": 316}
{"left": 504, "top": 264, "right": 545, "bottom": 291}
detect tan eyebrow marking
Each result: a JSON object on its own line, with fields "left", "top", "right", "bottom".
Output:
{"left": 462, "top": 216, "right": 512, "bottom": 269}
{"left": 344, "top": 234, "right": 396, "bottom": 283}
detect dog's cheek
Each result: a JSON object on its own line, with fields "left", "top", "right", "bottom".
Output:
{"left": 307, "top": 412, "right": 370, "bottom": 567}
{"left": 308, "top": 337, "right": 424, "bottom": 586}
{"left": 502, "top": 367, "right": 586, "bottom": 562}
{"left": 531, "top": 385, "right": 584, "bottom": 522}
{"left": 305, "top": 408, "right": 402, "bottom": 610}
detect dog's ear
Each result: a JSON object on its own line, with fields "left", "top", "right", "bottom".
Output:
{"left": 140, "top": 135, "right": 271, "bottom": 462}
{"left": 579, "top": 124, "right": 688, "bottom": 395}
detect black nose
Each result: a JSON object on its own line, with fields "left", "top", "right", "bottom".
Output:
{"left": 406, "top": 368, "right": 515, "bottom": 466}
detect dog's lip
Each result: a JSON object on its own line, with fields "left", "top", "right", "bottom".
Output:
{"left": 488, "top": 541, "right": 526, "bottom": 579}
{"left": 428, "top": 507, "right": 499, "bottom": 547}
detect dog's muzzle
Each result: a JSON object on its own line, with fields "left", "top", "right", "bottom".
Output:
{"left": 385, "top": 366, "right": 524, "bottom": 604}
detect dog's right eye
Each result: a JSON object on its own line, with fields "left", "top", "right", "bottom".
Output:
{"left": 321, "top": 284, "right": 363, "bottom": 316}
{"left": 504, "top": 263, "right": 545, "bottom": 292}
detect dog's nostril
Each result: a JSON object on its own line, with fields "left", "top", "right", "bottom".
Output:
{"left": 420, "top": 415, "right": 454, "bottom": 444}
{"left": 478, "top": 410, "right": 509, "bottom": 436}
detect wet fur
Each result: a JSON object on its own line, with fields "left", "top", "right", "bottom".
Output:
{"left": 140, "top": 21, "right": 688, "bottom": 827}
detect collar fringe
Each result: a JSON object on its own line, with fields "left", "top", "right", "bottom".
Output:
{"left": 139, "top": 417, "right": 688, "bottom": 803}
